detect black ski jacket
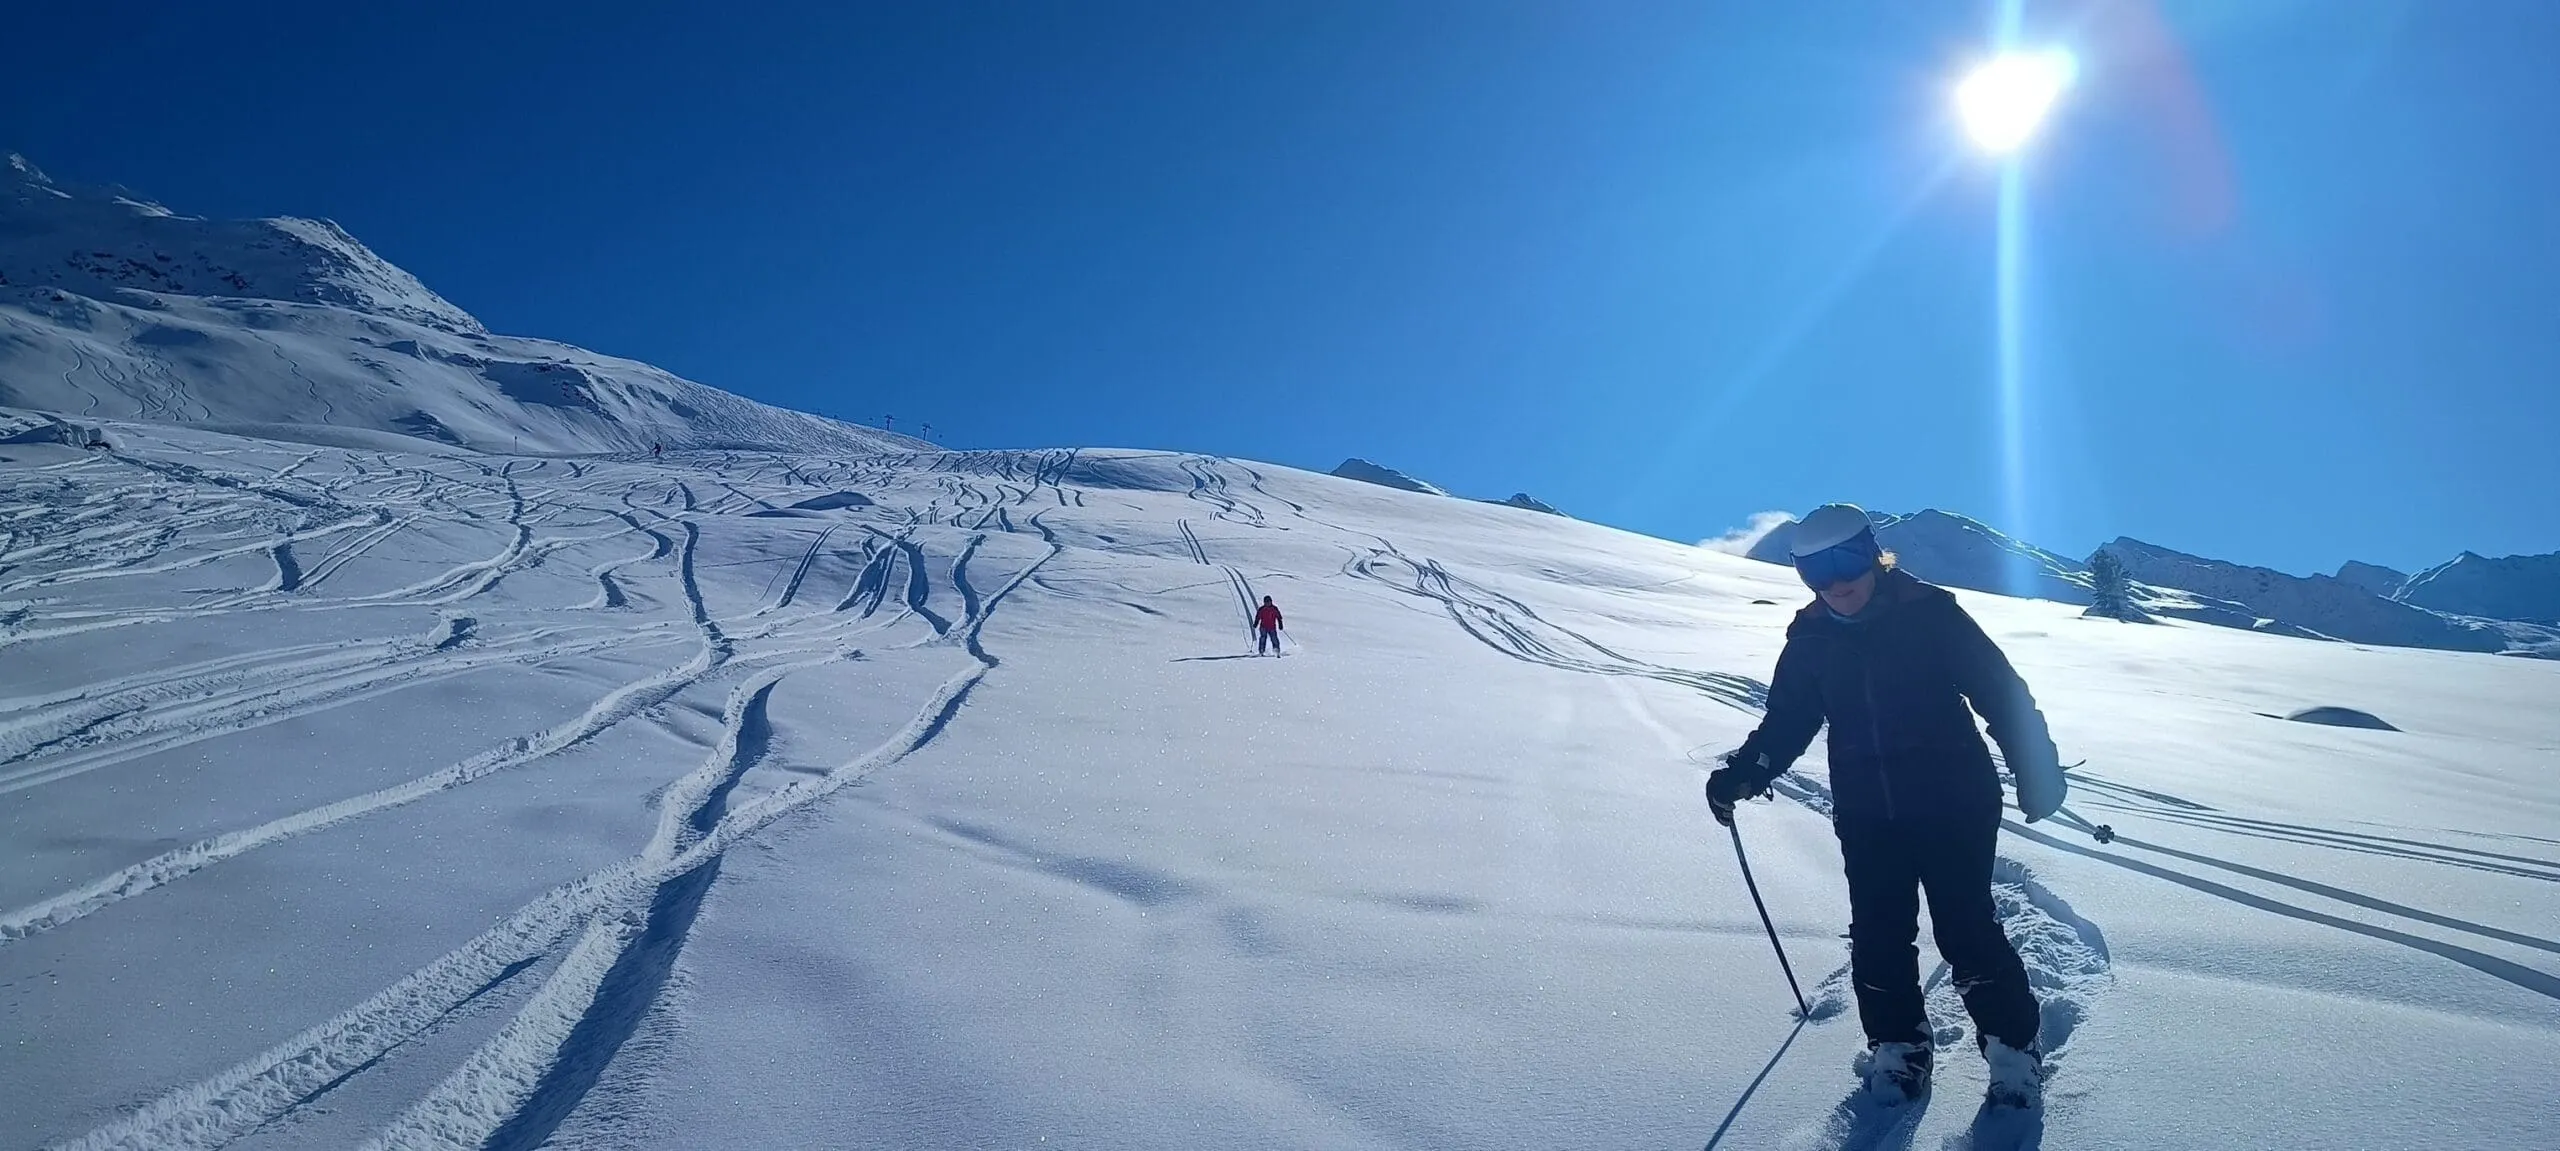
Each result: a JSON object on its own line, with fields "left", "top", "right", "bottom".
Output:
{"left": 1731, "top": 569, "right": 2057, "bottom": 825}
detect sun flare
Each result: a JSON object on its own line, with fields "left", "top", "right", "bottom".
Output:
{"left": 1956, "top": 49, "right": 2077, "bottom": 155}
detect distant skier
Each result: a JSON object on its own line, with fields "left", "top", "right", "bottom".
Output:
{"left": 651, "top": 442, "right": 662, "bottom": 459}
{"left": 1706, "top": 504, "right": 2067, "bottom": 1110}
{"left": 1253, "top": 596, "right": 1284, "bottom": 655}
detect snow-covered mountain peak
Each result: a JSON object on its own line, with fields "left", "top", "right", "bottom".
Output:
{"left": 2335, "top": 559, "right": 2411, "bottom": 597}
{"left": 1740, "top": 506, "right": 2092, "bottom": 602}
{"left": 1494, "top": 492, "right": 1563, "bottom": 515}
{"left": 0, "top": 157, "right": 935, "bottom": 457}
{"left": 5, "top": 151, "right": 61, "bottom": 186}
{"left": 2100, "top": 535, "right": 2560, "bottom": 653}
{"left": 4, "top": 152, "right": 170, "bottom": 218}
{"left": 2396, "top": 548, "right": 2560, "bottom": 625}
{"left": 0, "top": 154, "right": 480, "bottom": 333}
{"left": 1723, "top": 511, "right": 2556, "bottom": 657}
{"left": 1329, "top": 457, "right": 1450, "bottom": 496}
{"left": 5, "top": 152, "right": 55, "bottom": 188}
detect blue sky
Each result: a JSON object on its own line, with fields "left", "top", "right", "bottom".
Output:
{"left": 7, "top": 0, "right": 2553, "bottom": 575}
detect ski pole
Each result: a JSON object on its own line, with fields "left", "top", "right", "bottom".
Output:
{"left": 2051, "top": 803, "right": 2117, "bottom": 844}
{"left": 1727, "top": 820, "right": 1809, "bottom": 1017}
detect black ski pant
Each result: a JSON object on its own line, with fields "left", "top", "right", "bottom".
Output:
{"left": 1256, "top": 626, "right": 1280, "bottom": 654}
{"left": 1837, "top": 804, "right": 2040, "bottom": 1053}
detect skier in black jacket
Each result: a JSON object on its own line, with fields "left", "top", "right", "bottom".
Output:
{"left": 1708, "top": 503, "right": 2066, "bottom": 1108}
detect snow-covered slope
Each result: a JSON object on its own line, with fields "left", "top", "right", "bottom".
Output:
{"left": 2395, "top": 550, "right": 2560, "bottom": 625}
{"left": 4, "top": 420, "right": 2554, "bottom": 1150}
{"left": 0, "top": 156, "right": 917, "bottom": 457}
{"left": 2, "top": 153, "right": 477, "bottom": 333}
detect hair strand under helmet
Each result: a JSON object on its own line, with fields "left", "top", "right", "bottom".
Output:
{"left": 1789, "top": 504, "right": 1882, "bottom": 589}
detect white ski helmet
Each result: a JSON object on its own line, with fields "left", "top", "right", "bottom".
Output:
{"left": 1788, "top": 503, "right": 1877, "bottom": 557}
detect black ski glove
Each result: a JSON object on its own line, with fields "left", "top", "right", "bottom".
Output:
{"left": 1706, "top": 750, "right": 1774, "bottom": 827}
{"left": 2006, "top": 745, "right": 2067, "bottom": 823}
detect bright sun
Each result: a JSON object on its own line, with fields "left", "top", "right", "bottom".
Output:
{"left": 1955, "top": 49, "right": 2078, "bottom": 155}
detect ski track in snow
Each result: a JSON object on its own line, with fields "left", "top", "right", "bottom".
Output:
{"left": 1276, "top": 487, "right": 2122, "bottom": 1143}
{"left": 350, "top": 524, "right": 1054, "bottom": 1151}
{"left": 1324, "top": 482, "right": 2559, "bottom": 1085}
{"left": 1325, "top": 526, "right": 1770, "bottom": 715}
{"left": 17, "top": 439, "right": 2545, "bottom": 1150}
{"left": 21, "top": 433, "right": 1071, "bottom": 1149}
{"left": 1761, "top": 774, "right": 2110, "bottom": 1151}
{"left": 1176, "top": 517, "right": 1259, "bottom": 631}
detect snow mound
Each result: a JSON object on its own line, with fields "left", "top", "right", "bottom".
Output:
{"left": 0, "top": 415, "right": 110, "bottom": 448}
{"left": 2283, "top": 706, "right": 2400, "bottom": 731}
{"left": 786, "top": 491, "right": 875, "bottom": 511}
{"left": 1328, "top": 458, "right": 1447, "bottom": 496}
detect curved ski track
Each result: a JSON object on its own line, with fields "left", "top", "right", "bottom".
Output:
{"left": 18, "top": 443, "right": 2367, "bottom": 1148}
{"left": 23, "top": 438, "right": 1069, "bottom": 1149}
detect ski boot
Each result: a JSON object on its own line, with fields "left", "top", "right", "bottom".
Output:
{"left": 1862, "top": 1041, "right": 1932, "bottom": 1105}
{"left": 1983, "top": 1037, "right": 2044, "bottom": 1109}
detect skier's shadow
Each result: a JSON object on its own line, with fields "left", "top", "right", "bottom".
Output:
{"left": 1812, "top": 1089, "right": 1930, "bottom": 1151}
{"left": 1800, "top": 1086, "right": 2045, "bottom": 1151}
{"left": 1941, "top": 1099, "right": 2045, "bottom": 1151}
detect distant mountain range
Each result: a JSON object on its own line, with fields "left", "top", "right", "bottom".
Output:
{"left": 1742, "top": 507, "right": 2558, "bottom": 659}
{"left": 2395, "top": 551, "right": 2560, "bottom": 625}
{"left": 1322, "top": 451, "right": 2553, "bottom": 658}
{"left": 1329, "top": 458, "right": 1448, "bottom": 496}
{"left": 1327, "top": 459, "right": 1564, "bottom": 516}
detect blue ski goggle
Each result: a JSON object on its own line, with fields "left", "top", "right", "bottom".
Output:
{"left": 1793, "top": 531, "right": 1881, "bottom": 590}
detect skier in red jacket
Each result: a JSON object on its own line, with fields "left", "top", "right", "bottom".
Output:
{"left": 1253, "top": 596, "right": 1284, "bottom": 655}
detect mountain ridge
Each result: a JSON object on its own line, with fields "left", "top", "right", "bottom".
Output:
{"left": 0, "top": 154, "right": 918, "bottom": 457}
{"left": 1735, "top": 506, "right": 2556, "bottom": 658}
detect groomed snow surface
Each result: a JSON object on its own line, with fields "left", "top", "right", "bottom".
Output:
{"left": 2, "top": 421, "right": 2555, "bottom": 1150}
